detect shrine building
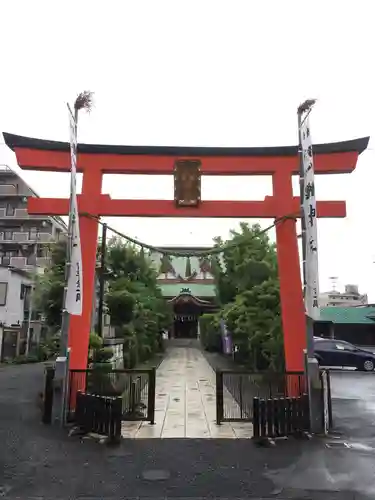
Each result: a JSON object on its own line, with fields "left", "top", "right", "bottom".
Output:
{"left": 150, "top": 248, "right": 217, "bottom": 338}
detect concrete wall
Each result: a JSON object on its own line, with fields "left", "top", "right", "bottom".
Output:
{"left": 102, "top": 338, "right": 124, "bottom": 368}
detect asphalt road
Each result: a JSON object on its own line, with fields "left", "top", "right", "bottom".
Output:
{"left": 330, "top": 370, "right": 375, "bottom": 441}
{"left": 1, "top": 361, "right": 375, "bottom": 499}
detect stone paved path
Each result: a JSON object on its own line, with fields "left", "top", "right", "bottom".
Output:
{"left": 121, "top": 347, "right": 253, "bottom": 438}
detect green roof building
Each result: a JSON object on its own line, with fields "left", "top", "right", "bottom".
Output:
{"left": 317, "top": 306, "right": 375, "bottom": 347}
{"left": 149, "top": 248, "right": 217, "bottom": 339}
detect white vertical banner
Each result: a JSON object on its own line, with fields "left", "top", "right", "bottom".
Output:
{"left": 65, "top": 107, "right": 83, "bottom": 315}
{"left": 301, "top": 115, "right": 320, "bottom": 320}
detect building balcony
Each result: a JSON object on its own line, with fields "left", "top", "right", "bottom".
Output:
{"left": 12, "top": 232, "right": 29, "bottom": 242}
{"left": 0, "top": 232, "right": 54, "bottom": 243}
{"left": 0, "top": 256, "right": 51, "bottom": 270}
{"left": 9, "top": 256, "right": 27, "bottom": 268}
{"left": 36, "top": 233, "right": 54, "bottom": 243}
{"left": 0, "top": 208, "right": 45, "bottom": 220}
{"left": 0, "top": 185, "right": 29, "bottom": 196}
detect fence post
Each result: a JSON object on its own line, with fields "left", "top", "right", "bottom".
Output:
{"left": 147, "top": 368, "right": 156, "bottom": 425}
{"left": 266, "top": 398, "right": 273, "bottom": 437}
{"left": 129, "top": 380, "right": 137, "bottom": 414}
{"left": 326, "top": 370, "right": 333, "bottom": 429}
{"left": 42, "top": 365, "right": 55, "bottom": 425}
{"left": 239, "top": 375, "right": 243, "bottom": 419}
{"left": 285, "top": 398, "right": 292, "bottom": 435}
{"left": 111, "top": 396, "right": 122, "bottom": 444}
{"left": 259, "top": 399, "right": 266, "bottom": 437}
{"left": 303, "top": 394, "right": 310, "bottom": 431}
{"left": 216, "top": 370, "right": 224, "bottom": 425}
{"left": 290, "top": 397, "right": 298, "bottom": 434}
{"left": 278, "top": 398, "right": 286, "bottom": 436}
{"left": 273, "top": 398, "right": 280, "bottom": 437}
{"left": 253, "top": 397, "right": 260, "bottom": 439}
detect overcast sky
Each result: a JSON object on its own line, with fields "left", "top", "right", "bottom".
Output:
{"left": 0, "top": 0, "right": 374, "bottom": 297}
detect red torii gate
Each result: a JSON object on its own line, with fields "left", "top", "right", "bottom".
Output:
{"left": 3, "top": 133, "right": 369, "bottom": 372}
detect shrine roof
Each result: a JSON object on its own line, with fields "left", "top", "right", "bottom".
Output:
{"left": 167, "top": 292, "right": 215, "bottom": 307}
{"left": 158, "top": 282, "right": 216, "bottom": 298}
{"left": 3, "top": 132, "right": 369, "bottom": 158}
{"left": 320, "top": 306, "right": 375, "bottom": 325}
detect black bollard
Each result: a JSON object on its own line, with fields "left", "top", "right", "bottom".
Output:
{"left": 42, "top": 365, "right": 55, "bottom": 424}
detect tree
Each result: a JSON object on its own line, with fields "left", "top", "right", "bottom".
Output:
{"left": 34, "top": 240, "right": 66, "bottom": 329}
{"left": 35, "top": 236, "right": 172, "bottom": 367}
{"left": 104, "top": 237, "right": 172, "bottom": 366}
{"left": 206, "top": 222, "right": 284, "bottom": 371}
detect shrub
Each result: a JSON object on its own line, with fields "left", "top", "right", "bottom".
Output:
{"left": 199, "top": 313, "right": 222, "bottom": 352}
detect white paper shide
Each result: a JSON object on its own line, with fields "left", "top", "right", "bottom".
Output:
{"left": 65, "top": 108, "right": 83, "bottom": 315}
{"left": 301, "top": 115, "right": 320, "bottom": 320}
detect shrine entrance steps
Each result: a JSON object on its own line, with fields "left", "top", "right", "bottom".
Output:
{"left": 121, "top": 346, "right": 254, "bottom": 439}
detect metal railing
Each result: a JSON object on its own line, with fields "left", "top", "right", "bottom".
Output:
{"left": 216, "top": 370, "right": 307, "bottom": 424}
{"left": 68, "top": 368, "right": 156, "bottom": 424}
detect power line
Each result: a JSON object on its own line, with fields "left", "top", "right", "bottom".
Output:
{"left": 80, "top": 211, "right": 298, "bottom": 258}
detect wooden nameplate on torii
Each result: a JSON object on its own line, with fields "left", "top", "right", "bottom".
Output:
{"left": 174, "top": 159, "right": 201, "bottom": 207}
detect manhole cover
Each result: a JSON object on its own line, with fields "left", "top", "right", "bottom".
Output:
{"left": 326, "top": 442, "right": 351, "bottom": 449}
{"left": 142, "top": 469, "right": 170, "bottom": 481}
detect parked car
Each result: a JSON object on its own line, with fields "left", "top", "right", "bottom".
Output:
{"left": 314, "top": 338, "right": 375, "bottom": 371}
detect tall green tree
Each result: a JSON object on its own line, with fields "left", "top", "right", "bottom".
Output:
{"left": 35, "top": 236, "right": 172, "bottom": 366}
{"left": 34, "top": 240, "right": 66, "bottom": 329}
{"left": 102, "top": 237, "right": 171, "bottom": 366}
{"left": 207, "top": 222, "right": 284, "bottom": 371}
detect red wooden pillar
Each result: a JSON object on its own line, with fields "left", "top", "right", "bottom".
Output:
{"left": 68, "top": 169, "right": 102, "bottom": 370}
{"left": 273, "top": 171, "right": 306, "bottom": 372}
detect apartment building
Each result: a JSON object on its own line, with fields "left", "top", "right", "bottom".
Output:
{"left": 0, "top": 166, "right": 67, "bottom": 338}
{"left": 0, "top": 166, "right": 66, "bottom": 273}
{"left": 319, "top": 284, "right": 368, "bottom": 308}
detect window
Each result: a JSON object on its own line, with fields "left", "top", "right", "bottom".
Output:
{"left": 5, "top": 250, "right": 18, "bottom": 257}
{"left": 334, "top": 341, "right": 356, "bottom": 351}
{"left": 6, "top": 204, "right": 15, "bottom": 216}
{"left": 0, "top": 282, "right": 8, "bottom": 306}
{"left": 36, "top": 246, "right": 46, "bottom": 257}
{"left": 315, "top": 340, "right": 335, "bottom": 350}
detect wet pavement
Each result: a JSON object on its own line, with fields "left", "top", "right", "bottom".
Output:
{"left": 121, "top": 347, "right": 253, "bottom": 438}
{"left": 1, "top": 360, "right": 375, "bottom": 498}
{"left": 330, "top": 370, "right": 375, "bottom": 441}
{"left": 266, "top": 371, "right": 375, "bottom": 498}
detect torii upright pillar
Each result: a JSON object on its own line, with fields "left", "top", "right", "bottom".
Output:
{"left": 3, "top": 132, "right": 369, "bottom": 372}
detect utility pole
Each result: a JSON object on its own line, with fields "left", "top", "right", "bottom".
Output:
{"left": 25, "top": 221, "right": 46, "bottom": 356}
{"left": 297, "top": 99, "right": 323, "bottom": 434}
{"left": 97, "top": 223, "right": 107, "bottom": 337}
{"left": 25, "top": 230, "right": 39, "bottom": 356}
